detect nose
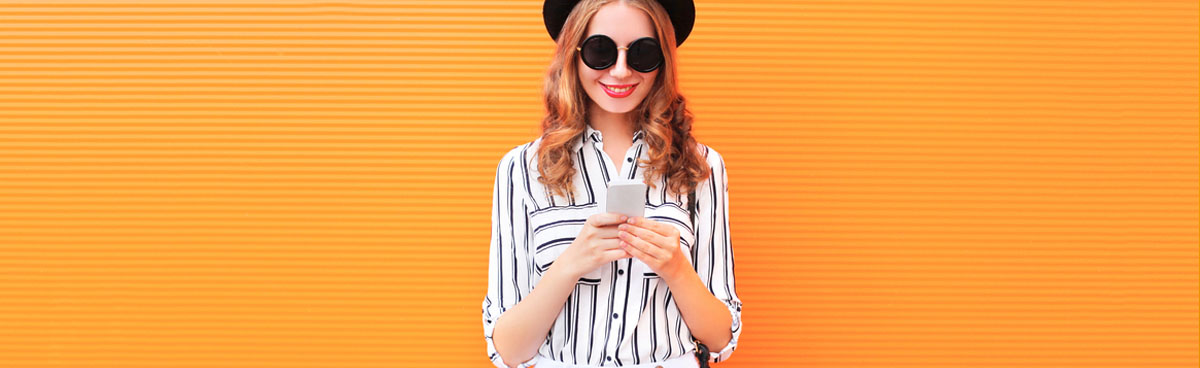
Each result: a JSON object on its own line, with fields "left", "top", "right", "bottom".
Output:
{"left": 609, "top": 47, "right": 631, "bottom": 79}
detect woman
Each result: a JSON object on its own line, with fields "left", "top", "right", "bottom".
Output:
{"left": 482, "top": 1, "right": 741, "bottom": 367}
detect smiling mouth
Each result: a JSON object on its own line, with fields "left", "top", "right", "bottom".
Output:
{"left": 601, "top": 83, "right": 637, "bottom": 97}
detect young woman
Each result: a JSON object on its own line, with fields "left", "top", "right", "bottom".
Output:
{"left": 482, "top": 1, "right": 741, "bottom": 367}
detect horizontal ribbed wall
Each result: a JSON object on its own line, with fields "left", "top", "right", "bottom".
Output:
{"left": 0, "top": 1, "right": 1196, "bottom": 367}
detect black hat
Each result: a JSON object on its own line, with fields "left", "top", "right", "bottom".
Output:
{"left": 542, "top": 0, "right": 695, "bottom": 47}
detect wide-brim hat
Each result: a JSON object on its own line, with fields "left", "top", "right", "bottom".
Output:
{"left": 542, "top": 0, "right": 695, "bottom": 47}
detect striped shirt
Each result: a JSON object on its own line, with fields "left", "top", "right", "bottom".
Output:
{"left": 482, "top": 124, "right": 742, "bottom": 367}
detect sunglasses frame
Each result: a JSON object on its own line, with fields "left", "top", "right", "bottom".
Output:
{"left": 575, "top": 34, "right": 663, "bottom": 73}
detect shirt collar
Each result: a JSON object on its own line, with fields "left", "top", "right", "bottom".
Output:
{"left": 584, "top": 124, "right": 644, "bottom": 145}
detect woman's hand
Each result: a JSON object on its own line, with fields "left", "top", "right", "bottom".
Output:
{"left": 617, "top": 216, "right": 689, "bottom": 279}
{"left": 555, "top": 213, "right": 632, "bottom": 279}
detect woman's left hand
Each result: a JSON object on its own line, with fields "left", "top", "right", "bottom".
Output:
{"left": 617, "top": 216, "right": 689, "bottom": 279}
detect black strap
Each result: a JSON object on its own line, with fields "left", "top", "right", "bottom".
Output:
{"left": 685, "top": 189, "right": 710, "bottom": 368}
{"left": 694, "top": 339, "right": 710, "bottom": 368}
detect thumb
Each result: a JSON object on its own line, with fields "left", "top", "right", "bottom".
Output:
{"left": 589, "top": 212, "right": 628, "bottom": 227}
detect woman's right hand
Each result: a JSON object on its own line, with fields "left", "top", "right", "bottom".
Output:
{"left": 554, "top": 212, "right": 632, "bottom": 279}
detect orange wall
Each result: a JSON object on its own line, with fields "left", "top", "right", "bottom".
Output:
{"left": 0, "top": 1, "right": 1196, "bottom": 367}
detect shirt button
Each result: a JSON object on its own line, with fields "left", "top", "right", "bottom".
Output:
{"left": 606, "top": 356, "right": 612, "bottom": 362}
{"left": 626, "top": 157, "right": 633, "bottom": 162}
{"left": 612, "top": 313, "right": 619, "bottom": 319}
{"left": 617, "top": 269, "right": 625, "bottom": 275}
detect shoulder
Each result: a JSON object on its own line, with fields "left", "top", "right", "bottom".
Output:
{"left": 493, "top": 138, "right": 545, "bottom": 184}
{"left": 496, "top": 138, "right": 541, "bottom": 169}
{"left": 694, "top": 142, "right": 729, "bottom": 194}
{"left": 695, "top": 142, "right": 728, "bottom": 172}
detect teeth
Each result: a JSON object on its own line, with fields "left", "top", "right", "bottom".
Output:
{"left": 604, "top": 85, "right": 632, "bottom": 93}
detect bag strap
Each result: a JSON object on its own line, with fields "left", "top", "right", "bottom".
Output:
{"left": 685, "top": 188, "right": 710, "bottom": 368}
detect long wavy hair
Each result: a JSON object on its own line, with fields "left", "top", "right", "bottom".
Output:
{"left": 536, "top": 0, "right": 710, "bottom": 203}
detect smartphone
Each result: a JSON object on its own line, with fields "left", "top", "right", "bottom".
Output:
{"left": 604, "top": 178, "right": 646, "bottom": 219}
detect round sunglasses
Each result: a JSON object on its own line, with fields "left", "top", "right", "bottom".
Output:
{"left": 576, "top": 34, "right": 663, "bottom": 73}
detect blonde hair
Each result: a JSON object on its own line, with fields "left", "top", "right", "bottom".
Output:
{"left": 535, "top": 0, "right": 709, "bottom": 202}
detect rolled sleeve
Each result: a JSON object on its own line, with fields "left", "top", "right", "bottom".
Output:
{"left": 693, "top": 147, "right": 743, "bottom": 363}
{"left": 482, "top": 146, "right": 537, "bottom": 368}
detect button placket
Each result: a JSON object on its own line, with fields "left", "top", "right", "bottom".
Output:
{"left": 603, "top": 260, "right": 634, "bottom": 364}
{"left": 620, "top": 145, "right": 640, "bottom": 178}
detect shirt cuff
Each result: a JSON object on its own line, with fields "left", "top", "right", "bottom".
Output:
{"left": 709, "top": 340, "right": 737, "bottom": 363}
{"left": 494, "top": 354, "right": 538, "bottom": 368}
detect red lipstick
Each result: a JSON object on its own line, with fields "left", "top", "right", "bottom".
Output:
{"left": 601, "top": 82, "right": 637, "bottom": 98}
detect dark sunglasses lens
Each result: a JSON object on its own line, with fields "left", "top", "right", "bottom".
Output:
{"left": 627, "top": 38, "right": 662, "bottom": 72}
{"left": 580, "top": 36, "right": 616, "bottom": 70}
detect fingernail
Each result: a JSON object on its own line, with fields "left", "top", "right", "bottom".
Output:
{"left": 618, "top": 224, "right": 626, "bottom": 231}
{"left": 619, "top": 215, "right": 628, "bottom": 222}
{"left": 627, "top": 217, "right": 635, "bottom": 224}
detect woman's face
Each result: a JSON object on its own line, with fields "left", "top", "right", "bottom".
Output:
{"left": 577, "top": 2, "right": 660, "bottom": 115}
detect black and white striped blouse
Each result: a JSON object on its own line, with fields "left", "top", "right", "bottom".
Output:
{"left": 482, "top": 124, "right": 742, "bottom": 367}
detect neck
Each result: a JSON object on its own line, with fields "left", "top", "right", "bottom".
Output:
{"left": 586, "top": 104, "right": 635, "bottom": 142}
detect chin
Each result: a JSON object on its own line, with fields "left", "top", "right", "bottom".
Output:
{"left": 593, "top": 101, "right": 639, "bottom": 114}
{"left": 586, "top": 89, "right": 650, "bottom": 114}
